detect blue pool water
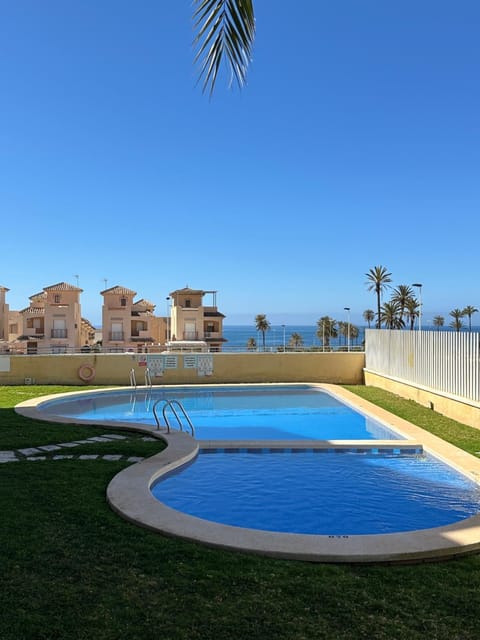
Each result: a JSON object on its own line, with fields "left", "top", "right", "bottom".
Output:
{"left": 39, "top": 385, "right": 402, "bottom": 440}
{"left": 152, "top": 450, "right": 480, "bottom": 535}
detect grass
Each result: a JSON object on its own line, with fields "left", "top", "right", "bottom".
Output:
{"left": 2, "top": 384, "right": 480, "bottom": 639}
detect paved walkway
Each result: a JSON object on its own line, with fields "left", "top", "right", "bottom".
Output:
{"left": 0, "top": 433, "right": 157, "bottom": 464}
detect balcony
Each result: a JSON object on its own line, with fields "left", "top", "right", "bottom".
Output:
{"left": 51, "top": 329, "right": 68, "bottom": 338}
{"left": 109, "top": 331, "right": 125, "bottom": 341}
{"left": 183, "top": 331, "right": 198, "bottom": 340}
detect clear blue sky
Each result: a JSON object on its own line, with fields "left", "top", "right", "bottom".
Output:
{"left": 1, "top": 1, "right": 479, "bottom": 326}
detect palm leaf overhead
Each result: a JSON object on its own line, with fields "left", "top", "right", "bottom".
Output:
{"left": 193, "top": 0, "right": 255, "bottom": 94}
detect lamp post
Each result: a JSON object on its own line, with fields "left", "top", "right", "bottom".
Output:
{"left": 165, "top": 297, "right": 170, "bottom": 344}
{"left": 344, "top": 307, "right": 351, "bottom": 351}
{"left": 281, "top": 324, "right": 286, "bottom": 351}
{"left": 412, "top": 283, "right": 422, "bottom": 331}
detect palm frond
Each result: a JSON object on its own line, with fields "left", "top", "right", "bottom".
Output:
{"left": 193, "top": 0, "right": 255, "bottom": 95}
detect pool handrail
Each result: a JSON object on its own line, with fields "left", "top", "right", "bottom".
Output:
{"left": 153, "top": 398, "right": 195, "bottom": 437}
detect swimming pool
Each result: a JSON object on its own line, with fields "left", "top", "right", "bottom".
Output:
{"left": 16, "top": 383, "right": 480, "bottom": 562}
{"left": 152, "top": 449, "right": 480, "bottom": 535}
{"left": 34, "top": 384, "right": 402, "bottom": 441}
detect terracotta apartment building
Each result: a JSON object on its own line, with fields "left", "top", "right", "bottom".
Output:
{"left": 0, "top": 283, "right": 226, "bottom": 354}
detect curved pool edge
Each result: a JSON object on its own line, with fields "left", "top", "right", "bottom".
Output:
{"left": 105, "top": 429, "right": 480, "bottom": 564}
{"left": 14, "top": 383, "right": 480, "bottom": 563}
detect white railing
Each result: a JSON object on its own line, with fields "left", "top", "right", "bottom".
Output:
{"left": 365, "top": 329, "right": 480, "bottom": 404}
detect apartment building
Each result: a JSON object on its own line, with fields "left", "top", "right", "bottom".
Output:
{"left": 168, "top": 287, "right": 226, "bottom": 352}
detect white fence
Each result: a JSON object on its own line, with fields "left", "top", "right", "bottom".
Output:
{"left": 365, "top": 329, "right": 480, "bottom": 404}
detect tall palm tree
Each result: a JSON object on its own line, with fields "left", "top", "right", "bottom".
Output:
{"left": 365, "top": 266, "right": 392, "bottom": 329}
{"left": 449, "top": 308, "right": 465, "bottom": 332}
{"left": 433, "top": 315, "right": 445, "bottom": 330}
{"left": 380, "top": 302, "right": 404, "bottom": 329}
{"left": 193, "top": 0, "right": 255, "bottom": 95}
{"left": 363, "top": 309, "right": 375, "bottom": 328}
{"left": 462, "top": 305, "right": 478, "bottom": 331}
{"left": 254, "top": 314, "right": 270, "bottom": 351}
{"left": 391, "top": 285, "right": 413, "bottom": 324}
{"left": 316, "top": 316, "right": 338, "bottom": 350}
{"left": 405, "top": 297, "right": 420, "bottom": 331}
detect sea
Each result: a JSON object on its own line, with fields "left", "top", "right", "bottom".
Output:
{"left": 222, "top": 325, "right": 366, "bottom": 351}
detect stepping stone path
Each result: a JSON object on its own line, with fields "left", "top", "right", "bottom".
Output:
{"left": 0, "top": 433, "right": 158, "bottom": 464}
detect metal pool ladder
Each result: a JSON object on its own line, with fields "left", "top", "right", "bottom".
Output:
{"left": 152, "top": 399, "right": 195, "bottom": 437}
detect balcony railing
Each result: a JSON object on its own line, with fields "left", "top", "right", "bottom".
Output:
{"left": 183, "top": 331, "right": 199, "bottom": 340}
{"left": 51, "top": 329, "right": 68, "bottom": 338}
{"left": 109, "top": 331, "right": 125, "bottom": 341}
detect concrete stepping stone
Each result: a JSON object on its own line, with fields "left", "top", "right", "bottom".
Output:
{"left": 57, "top": 442, "right": 80, "bottom": 448}
{"left": 78, "top": 454, "right": 99, "bottom": 460}
{"left": 38, "top": 444, "right": 61, "bottom": 452}
{"left": 26, "top": 456, "right": 46, "bottom": 461}
{"left": 127, "top": 456, "right": 144, "bottom": 463}
{"left": 18, "top": 447, "right": 42, "bottom": 456}
{"left": 102, "top": 454, "right": 123, "bottom": 461}
{"left": 0, "top": 451, "right": 17, "bottom": 463}
{"left": 53, "top": 455, "right": 74, "bottom": 460}
{"left": 100, "top": 434, "right": 127, "bottom": 440}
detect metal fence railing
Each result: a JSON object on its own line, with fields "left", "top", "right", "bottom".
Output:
{"left": 365, "top": 329, "right": 480, "bottom": 404}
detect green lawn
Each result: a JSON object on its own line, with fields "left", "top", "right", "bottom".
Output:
{"left": 2, "top": 385, "right": 480, "bottom": 640}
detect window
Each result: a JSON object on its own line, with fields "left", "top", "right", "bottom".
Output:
{"left": 9, "top": 323, "right": 18, "bottom": 334}
{"left": 185, "top": 299, "right": 191, "bottom": 308}
{"left": 54, "top": 294, "right": 61, "bottom": 303}
{"left": 120, "top": 297, "right": 127, "bottom": 307}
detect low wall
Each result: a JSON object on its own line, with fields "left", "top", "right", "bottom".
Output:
{"left": 364, "top": 369, "right": 480, "bottom": 430}
{"left": 0, "top": 352, "right": 365, "bottom": 386}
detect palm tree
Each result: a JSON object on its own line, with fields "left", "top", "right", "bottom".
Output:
{"left": 391, "top": 285, "right": 413, "bottom": 324}
{"left": 380, "top": 302, "right": 405, "bottom": 329}
{"left": 254, "top": 314, "right": 270, "bottom": 351}
{"left": 363, "top": 309, "right": 375, "bottom": 328}
{"left": 365, "top": 266, "right": 392, "bottom": 329}
{"left": 462, "top": 305, "right": 478, "bottom": 331}
{"left": 449, "top": 308, "right": 465, "bottom": 332}
{"left": 316, "top": 316, "right": 338, "bottom": 350}
{"left": 246, "top": 337, "right": 256, "bottom": 351}
{"left": 193, "top": 0, "right": 255, "bottom": 95}
{"left": 433, "top": 315, "right": 445, "bottom": 330}
{"left": 288, "top": 333, "right": 303, "bottom": 350}
{"left": 405, "top": 297, "right": 420, "bottom": 331}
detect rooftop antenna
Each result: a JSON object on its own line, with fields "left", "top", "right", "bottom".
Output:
{"left": 103, "top": 278, "right": 108, "bottom": 290}
{"left": 74, "top": 274, "right": 79, "bottom": 287}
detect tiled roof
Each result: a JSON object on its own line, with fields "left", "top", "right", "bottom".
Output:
{"left": 29, "top": 291, "right": 46, "bottom": 301}
{"left": 133, "top": 299, "right": 156, "bottom": 309}
{"left": 100, "top": 285, "right": 137, "bottom": 296}
{"left": 20, "top": 306, "right": 45, "bottom": 315}
{"left": 44, "top": 282, "right": 82, "bottom": 292}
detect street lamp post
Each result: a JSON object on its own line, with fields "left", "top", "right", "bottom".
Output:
{"left": 165, "top": 297, "right": 171, "bottom": 344}
{"left": 281, "top": 324, "right": 286, "bottom": 351}
{"left": 412, "top": 284, "right": 422, "bottom": 331}
{"left": 344, "top": 307, "right": 351, "bottom": 351}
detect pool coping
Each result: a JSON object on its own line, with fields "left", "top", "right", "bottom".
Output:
{"left": 15, "top": 383, "right": 480, "bottom": 563}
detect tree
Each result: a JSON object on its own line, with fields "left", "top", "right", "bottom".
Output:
{"left": 363, "top": 309, "right": 375, "bottom": 328}
{"left": 405, "top": 297, "right": 420, "bottom": 331}
{"left": 254, "top": 314, "right": 270, "bottom": 351}
{"left": 365, "top": 266, "right": 392, "bottom": 329}
{"left": 462, "top": 305, "right": 478, "bottom": 331}
{"left": 288, "top": 332, "right": 303, "bottom": 350}
{"left": 433, "top": 315, "right": 445, "bottom": 330}
{"left": 380, "top": 301, "right": 405, "bottom": 329}
{"left": 449, "top": 308, "right": 465, "bottom": 332}
{"left": 246, "top": 337, "right": 256, "bottom": 351}
{"left": 193, "top": 0, "right": 255, "bottom": 95}
{"left": 391, "top": 285, "right": 413, "bottom": 324}
{"left": 316, "top": 316, "right": 338, "bottom": 350}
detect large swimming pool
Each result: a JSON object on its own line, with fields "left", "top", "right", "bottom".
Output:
{"left": 19, "top": 383, "right": 480, "bottom": 562}
{"left": 152, "top": 449, "right": 480, "bottom": 535}
{"left": 36, "top": 384, "right": 402, "bottom": 440}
